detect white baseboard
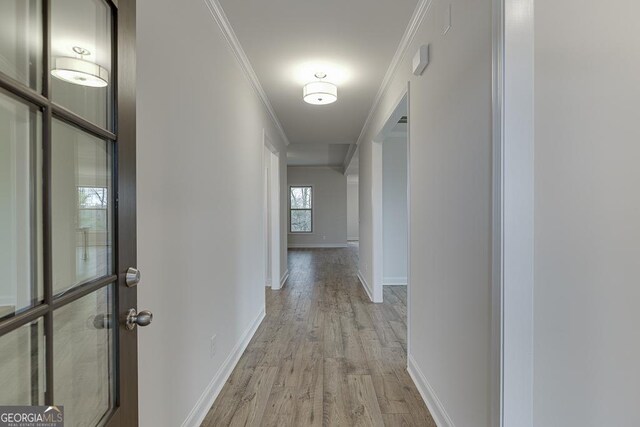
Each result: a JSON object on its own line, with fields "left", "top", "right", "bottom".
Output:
{"left": 357, "top": 271, "right": 375, "bottom": 303}
{"left": 407, "top": 354, "right": 455, "bottom": 427}
{"left": 287, "top": 243, "right": 348, "bottom": 248}
{"left": 278, "top": 269, "right": 289, "bottom": 289}
{"left": 181, "top": 307, "right": 266, "bottom": 427}
{"left": 383, "top": 277, "right": 408, "bottom": 286}
{"left": 347, "top": 237, "right": 359, "bottom": 241}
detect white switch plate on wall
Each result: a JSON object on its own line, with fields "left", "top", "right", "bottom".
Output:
{"left": 412, "top": 45, "right": 430, "bottom": 76}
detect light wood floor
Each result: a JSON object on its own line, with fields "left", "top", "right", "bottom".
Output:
{"left": 201, "top": 245, "right": 435, "bottom": 426}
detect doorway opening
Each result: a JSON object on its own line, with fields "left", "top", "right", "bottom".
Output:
{"left": 263, "top": 133, "right": 281, "bottom": 289}
{"left": 347, "top": 174, "right": 359, "bottom": 243}
{"left": 371, "top": 91, "right": 409, "bottom": 306}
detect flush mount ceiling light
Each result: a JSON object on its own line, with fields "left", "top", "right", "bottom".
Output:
{"left": 51, "top": 46, "right": 109, "bottom": 88}
{"left": 303, "top": 72, "right": 337, "bottom": 105}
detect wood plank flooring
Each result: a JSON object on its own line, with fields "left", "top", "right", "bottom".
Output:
{"left": 201, "top": 245, "right": 435, "bottom": 426}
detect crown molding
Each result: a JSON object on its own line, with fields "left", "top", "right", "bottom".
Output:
{"left": 342, "top": 144, "right": 358, "bottom": 174}
{"left": 343, "top": 0, "right": 433, "bottom": 170}
{"left": 203, "top": 0, "right": 290, "bottom": 146}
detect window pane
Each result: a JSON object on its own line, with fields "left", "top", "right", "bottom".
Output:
{"left": 54, "top": 285, "right": 115, "bottom": 427}
{"left": 78, "top": 187, "right": 107, "bottom": 208}
{"left": 78, "top": 187, "right": 108, "bottom": 231}
{"left": 290, "top": 187, "right": 312, "bottom": 209}
{"left": 52, "top": 119, "right": 112, "bottom": 295}
{"left": 50, "top": 0, "right": 112, "bottom": 129}
{"left": 0, "top": 0, "right": 42, "bottom": 91}
{"left": 291, "top": 210, "right": 312, "bottom": 232}
{"left": 0, "top": 318, "right": 45, "bottom": 405}
{"left": 0, "top": 90, "right": 43, "bottom": 320}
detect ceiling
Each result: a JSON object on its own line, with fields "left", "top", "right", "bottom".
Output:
{"left": 287, "top": 143, "right": 350, "bottom": 167}
{"left": 218, "top": 0, "right": 419, "bottom": 168}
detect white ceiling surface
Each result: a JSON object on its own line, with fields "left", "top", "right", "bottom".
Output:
{"left": 287, "top": 143, "right": 350, "bottom": 167}
{"left": 218, "top": 0, "right": 419, "bottom": 167}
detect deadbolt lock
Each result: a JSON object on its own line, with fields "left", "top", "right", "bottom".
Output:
{"left": 125, "top": 267, "right": 141, "bottom": 287}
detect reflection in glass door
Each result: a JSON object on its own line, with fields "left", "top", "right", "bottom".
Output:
{"left": 0, "top": 0, "right": 137, "bottom": 425}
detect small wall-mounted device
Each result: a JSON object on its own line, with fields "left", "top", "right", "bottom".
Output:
{"left": 412, "top": 44, "right": 429, "bottom": 76}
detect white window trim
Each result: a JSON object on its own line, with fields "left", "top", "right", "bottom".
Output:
{"left": 288, "top": 184, "right": 314, "bottom": 234}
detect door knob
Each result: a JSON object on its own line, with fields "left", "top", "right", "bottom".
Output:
{"left": 126, "top": 308, "right": 153, "bottom": 330}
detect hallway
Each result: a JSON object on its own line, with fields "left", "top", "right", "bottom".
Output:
{"left": 201, "top": 246, "right": 435, "bottom": 426}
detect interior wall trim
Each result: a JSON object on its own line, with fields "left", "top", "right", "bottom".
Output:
{"left": 408, "top": 354, "right": 455, "bottom": 427}
{"left": 357, "top": 270, "right": 375, "bottom": 303}
{"left": 497, "top": 0, "right": 535, "bottom": 425}
{"left": 278, "top": 269, "right": 290, "bottom": 289}
{"left": 287, "top": 243, "right": 348, "bottom": 249}
{"left": 383, "top": 277, "right": 408, "bottom": 286}
{"left": 203, "top": 0, "right": 290, "bottom": 146}
{"left": 343, "top": 0, "right": 433, "bottom": 171}
{"left": 180, "top": 307, "right": 266, "bottom": 427}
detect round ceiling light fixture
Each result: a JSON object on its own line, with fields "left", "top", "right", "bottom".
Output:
{"left": 51, "top": 47, "right": 109, "bottom": 88}
{"left": 303, "top": 72, "right": 337, "bottom": 105}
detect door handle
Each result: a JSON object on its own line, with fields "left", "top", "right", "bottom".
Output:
{"left": 125, "top": 308, "right": 153, "bottom": 330}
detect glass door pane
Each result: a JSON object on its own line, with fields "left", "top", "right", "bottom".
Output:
{"left": 0, "top": 319, "right": 45, "bottom": 405}
{"left": 0, "top": 0, "right": 42, "bottom": 91}
{"left": 0, "top": 90, "right": 43, "bottom": 320}
{"left": 51, "top": 119, "right": 112, "bottom": 295}
{"left": 50, "top": 0, "right": 113, "bottom": 129}
{"left": 54, "top": 285, "right": 115, "bottom": 427}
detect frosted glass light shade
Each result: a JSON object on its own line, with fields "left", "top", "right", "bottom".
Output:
{"left": 303, "top": 81, "right": 337, "bottom": 105}
{"left": 51, "top": 57, "right": 109, "bottom": 87}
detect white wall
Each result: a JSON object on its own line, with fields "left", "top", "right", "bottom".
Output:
{"left": 347, "top": 175, "right": 359, "bottom": 241}
{"left": 137, "top": 0, "right": 287, "bottom": 425}
{"left": 287, "top": 166, "right": 347, "bottom": 248}
{"left": 358, "top": 0, "right": 493, "bottom": 425}
{"left": 533, "top": 1, "right": 640, "bottom": 425}
{"left": 382, "top": 136, "right": 407, "bottom": 284}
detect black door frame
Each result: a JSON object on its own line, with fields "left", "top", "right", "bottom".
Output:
{"left": 114, "top": 0, "right": 138, "bottom": 424}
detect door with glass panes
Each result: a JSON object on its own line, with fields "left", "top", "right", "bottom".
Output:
{"left": 0, "top": 0, "right": 141, "bottom": 425}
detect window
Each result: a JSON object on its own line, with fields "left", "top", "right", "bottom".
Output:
{"left": 78, "top": 186, "right": 108, "bottom": 231}
{"left": 290, "top": 186, "right": 312, "bottom": 233}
